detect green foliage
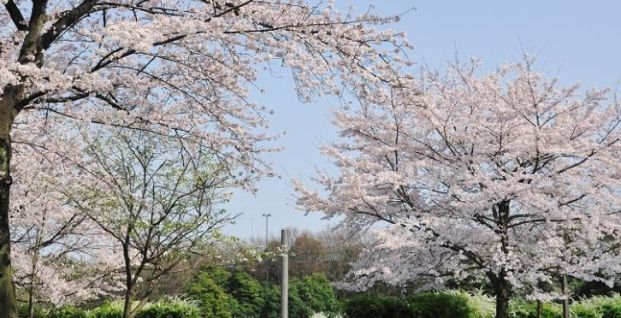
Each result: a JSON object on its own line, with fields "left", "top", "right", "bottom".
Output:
{"left": 227, "top": 270, "right": 265, "bottom": 317}
{"left": 187, "top": 267, "right": 340, "bottom": 318}
{"left": 571, "top": 302, "right": 603, "bottom": 318}
{"left": 48, "top": 306, "right": 88, "bottom": 318}
{"left": 508, "top": 300, "right": 561, "bottom": 318}
{"left": 289, "top": 274, "right": 340, "bottom": 318}
{"left": 342, "top": 294, "right": 412, "bottom": 318}
{"left": 18, "top": 303, "right": 48, "bottom": 318}
{"left": 466, "top": 291, "right": 496, "bottom": 318}
{"left": 87, "top": 303, "right": 123, "bottom": 318}
{"left": 343, "top": 291, "right": 494, "bottom": 318}
{"left": 259, "top": 284, "right": 280, "bottom": 318}
{"left": 135, "top": 301, "right": 200, "bottom": 318}
{"left": 185, "top": 271, "right": 233, "bottom": 318}
{"left": 409, "top": 291, "right": 477, "bottom": 318}
{"left": 589, "top": 295, "right": 621, "bottom": 318}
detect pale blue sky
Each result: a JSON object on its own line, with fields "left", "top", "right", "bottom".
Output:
{"left": 222, "top": 0, "right": 621, "bottom": 239}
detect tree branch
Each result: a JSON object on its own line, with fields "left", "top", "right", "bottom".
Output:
{"left": 40, "top": 0, "right": 99, "bottom": 50}
{"left": 3, "top": 0, "right": 28, "bottom": 31}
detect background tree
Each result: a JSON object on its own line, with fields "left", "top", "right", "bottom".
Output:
{"left": 61, "top": 128, "right": 235, "bottom": 318}
{"left": 0, "top": 0, "right": 409, "bottom": 314}
{"left": 296, "top": 59, "right": 621, "bottom": 318}
{"left": 290, "top": 232, "right": 327, "bottom": 278}
{"left": 247, "top": 227, "right": 364, "bottom": 283}
{"left": 315, "top": 228, "right": 366, "bottom": 281}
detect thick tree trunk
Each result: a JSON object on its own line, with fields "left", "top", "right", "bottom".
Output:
{"left": 0, "top": 101, "right": 17, "bottom": 318}
{"left": 494, "top": 274, "right": 511, "bottom": 318}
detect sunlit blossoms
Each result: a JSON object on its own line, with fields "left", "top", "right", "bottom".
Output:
{"left": 296, "top": 59, "right": 621, "bottom": 318}
{"left": 1, "top": 0, "right": 410, "bottom": 316}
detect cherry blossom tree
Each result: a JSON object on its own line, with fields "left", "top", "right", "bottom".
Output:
{"left": 296, "top": 60, "right": 621, "bottom": 318}
{"left": 10, "top": 120, "right": 123, "bottom": 313}
{"left": 0, "top": 0, "right": 410, "bottom": 314}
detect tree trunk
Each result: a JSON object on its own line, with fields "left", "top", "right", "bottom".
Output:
{"left": 493, "top": 200, "right": 512, "bottom": 318}
{"left": 494, "top": 275, "right": 511, "bottom": 318}
{"left": 122, "top": 235, "right": 134, "bottom": 318}
{"left": 562, "top": 275, "right": 570, "bottom": 318}
{"left": 0, "top": 98, "right": 17, "bottom": 318}
{"left": 123, "top": 285, "right": 133, "bottom": 318}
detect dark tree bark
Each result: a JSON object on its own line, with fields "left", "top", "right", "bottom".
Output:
{"left": 0, "top": 95, "right": 18, "bottom": 318}
{"left": 492, "top": 200, "right": 512, "bottom": 318}
{"left": 494, "top": 273, "right": 511, "bottom": 318}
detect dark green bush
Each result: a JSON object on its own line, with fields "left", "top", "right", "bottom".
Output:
{"left": 342, "top": 294, "right": 412, "bottom": 318}
{"left": 227, "top": 270, "right": 265, "bottom": 317}
{"left": 135, "top": 302, "right": 200, "bottom": 318}
{"left": 343, "top": 291, "right": 491, "bottom": 318}
{"left": 259, "top": 284, "right": 280, "bottom": 318}
{"left": 48, "top": 306, "right": 88, "bottom": 318}
{"left": 186, "top": 271, "right": 233, "bottom": 318}
{"left": 409, "top": 292, "right": 475, "bottom": 318}
{"left": 289, "top": 274, "right": 340, "bottom": 318}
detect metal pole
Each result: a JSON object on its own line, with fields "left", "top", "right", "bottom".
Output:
{"left": 261, "top": 213, "right": 271, "bottom": 248}
{"left": 562, "top": 274, "right": 569, "bottom": 318}
{"left": 281, "top": 229, "right": 289, "bottom": 318}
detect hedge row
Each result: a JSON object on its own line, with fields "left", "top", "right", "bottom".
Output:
{"left": 342, "top": 292, "right": 621, "bottom": 318}
{"left": 342, "top": 291, "right": 493, "bottom": 318}
{"left": 21, "top": 300, "right": 200, "bottom": 318}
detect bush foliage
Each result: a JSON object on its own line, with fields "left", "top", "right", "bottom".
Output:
{"left": 342, "top": 291, "right": 486, "bottom": 318}
{"left": 32, "top": 265, "right": 621, "bottom": 318}
{"left": 186, "top": 266, "right": 340, "bottom": 318}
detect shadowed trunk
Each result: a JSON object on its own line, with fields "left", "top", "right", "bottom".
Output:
{"left": 0, "top": 96, "right": 17, "bottom": 318}
{"left": 495, "top": 273, "right": 511, "bottom": 318}
{"left": 493, "top": 200, "right": 512, "bottom": 318}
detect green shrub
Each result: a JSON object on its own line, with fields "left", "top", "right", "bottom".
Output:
{"left": 508, "top": 300, "right": 561, "bottom": 318}
{"left": 87, "top": 303, "right": 123, "bottom": 318}
{"left": 342, "top": 294, "right": 412, "bottom": 318}
{"left": 48, "top": 306, "right": 88, "bottom": 318}
{"left": 290, "top": 274, "right": 340, "bottom": 318}
{"left": 467, "top": 291, "right": 495, "bottom": 318}
{"left": 571, "top": 302, "right": 602, "bottom": 318}
{"left": 343, "top": 291, "right": 494, "bottom": 318}
{"left": 259, "top": 284, "right": 280, "bottom": 318}
{"left": 408, "top": 291, "right": 476, "bottom": 318}
{"left": 18, "top": 303, "right": 47, "bottom": 318}
{"left": 227, "top": 270, "right": 265, "bottom": 317}
{"left": 599, "top": 301, "right": 621, "bottom": 318}
{"left": 186, "top": 271, "right": 233, "bottom": 318}
{"left": 135, "top": 301, "right": 200, "bottom": 318}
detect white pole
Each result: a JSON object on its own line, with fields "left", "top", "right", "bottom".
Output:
{"left": 262, "top": 213, "right": 271, "bottom": 248}
{"left": 281, "top": 229, "right": 289, "bottom": 318}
